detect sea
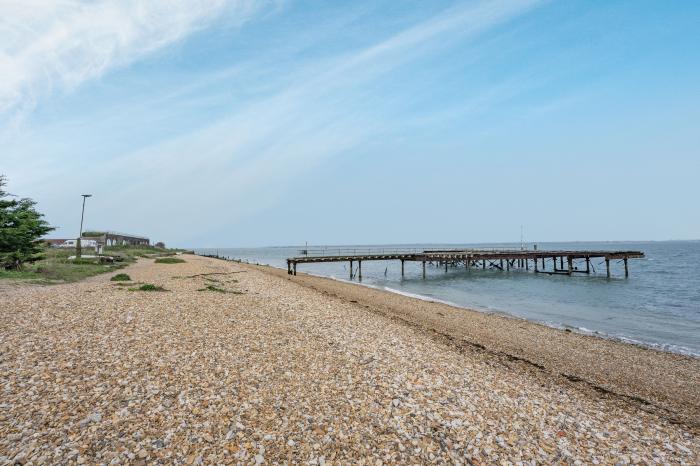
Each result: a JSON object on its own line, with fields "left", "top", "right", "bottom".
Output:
{"left": 194, "top": 241, "right": 700, "bottom": 357}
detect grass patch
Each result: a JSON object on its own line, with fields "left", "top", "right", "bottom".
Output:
{"left": 154, "top": 257, "right": 185, "bottom": 264}
{"left": 129, "top": 283, "right": 167, "bottom": 292}
{"left": 0, "top": 269, "right": 40, "bottom": 280}
{"left": 1, "top": 245, "right": 189, "bottom": 284}
{"left": 111, "top": 273, "right": 132, "bottom": 281}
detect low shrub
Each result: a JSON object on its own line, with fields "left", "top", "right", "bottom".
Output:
{"left": 110, "top": 273, "right": 131, "bottom": 281}
{"left": 154, "top": 257, "right": 185, "bottom": 264}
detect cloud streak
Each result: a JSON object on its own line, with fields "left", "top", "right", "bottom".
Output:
{"left": 0, "top": 0, "right": 266, "bottom": 116}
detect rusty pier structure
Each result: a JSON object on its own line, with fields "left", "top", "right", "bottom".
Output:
{"left": 286, "top": 248, "right": 644, "bottom": 281}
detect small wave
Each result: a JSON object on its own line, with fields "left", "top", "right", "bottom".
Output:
{"left": 381, "top": 287, "right": 464, "bottom": 308}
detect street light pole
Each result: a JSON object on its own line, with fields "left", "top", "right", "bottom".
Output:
{"left": 77, "top": 194, "right": 92, "bottom": 258}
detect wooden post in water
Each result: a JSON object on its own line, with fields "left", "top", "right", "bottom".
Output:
{"left": 534, "top": 257, "right": 538, "bottom": 272}
{"left": 482, "top": 260, "right": 486, "bottom": 270}
{"left": 445, "top": 261, "right": 448, "bottom": 273}
{"left": 553, "top": 257, "right": 557, "bottom": 272}
{"left": 500, "top": 259, "right": 504, "bottom": 270}
{"left": 350, "top": 260, "right": 353, "bottom": 279}
{"left": 422, "top": 261, "right": 426, "bottom": 279}
{"left": 542, "top": 257, "right": 545, "bottom": 269}
{"left": 293, "top": 262, "right": 297, "bottom": 276}
{"left": 624, "top": 257, "right": 629, "bottom": 278}
{"left": 401, "top": 259, "right": 404, "bottom": 278}
{"left": 358, "top": 260, "right": 362, "bottom": 281}
{"left": 605, "top": 258, "right": 611, "bottom": 278}
{"left": 585, "top": 257, "right": 590, "bottom": 274}
{"left": 560, "top": 256, "right": 564, "bottom": 269}
{"left": 567, "top": 256, "right": 573, "bottom": 275}
{"left": 525, "top": 258, "right": 529, "bottom": 270}
{"left": 506, "top": 260, "right": 510, "bottom": 271}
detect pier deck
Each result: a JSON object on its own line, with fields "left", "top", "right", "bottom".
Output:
{"left": 287, "top": 248, "right": 644, "bottom": 280}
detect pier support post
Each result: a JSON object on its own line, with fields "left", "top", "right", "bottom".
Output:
{"left": 445, "top": 261, "right": 448, "bottom": 273}
{"left": 350, "top": 260, "right": 353, "bottom": 279}
{"left": 605, "top": 258, "right": 611, "bottom": 278}
{"left": 567, "top": 256, "right": 573, "bottom": 275}
{"left": 624, "top": 257, "right": 629, "bottom": 278}
{"left": 293, "top": 263, "right": 297, "bottom": 276}
{"left": 401, "top": 259, "right": 404, "bottom": 278}
{"left": 526, "top": 259, "right": 529, "bottom": 270}
{"left": 422, "top": 261, "right": 426, "bottom": 279}
{"left": 553, "top": 257, "right": 557, "bottom": 272}
{"left": 534, "top": 257, "right": 538, "bottom": 272}
{"left": 585, "top": 257, "right": 590, "bottom": 274}
{"left": 287, "top": 261, "right": 291, "bottom": 275}
{"left": 358, "top": 260, "right": 362, "bottom": 281}
{"left": 506, "top": 260, "right": 510, "bottom": 271}
{"left": 500, "top": 259, "right": 504, "bottom": 270}
{"left": 542, "top": 257, "right": 545, "bottom": 269}
{"left": 482, "top": 260, "right": 486, "bottom": 270}
{"left": 560, "top": 256, "right": 564, "bottom": 269}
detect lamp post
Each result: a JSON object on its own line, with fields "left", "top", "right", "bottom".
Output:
{"left": 77, "top": 194, "right": 92, "bottom": 258}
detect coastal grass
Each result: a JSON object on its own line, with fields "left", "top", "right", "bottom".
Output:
{"left": 0, "top": 245, "right": 186, "bottom": 284}
{"left": 154, "top": 257, "right": 186, "bottom": 264}
{"left": 110, "top": 273, "right": 132, "bottom": 281}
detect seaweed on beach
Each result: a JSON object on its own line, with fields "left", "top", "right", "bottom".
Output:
{"left": 197, "top": 284, "right": 243, "bottom": 294}
{"left": 129, "top": 283, "right": 167, "bottom": 292}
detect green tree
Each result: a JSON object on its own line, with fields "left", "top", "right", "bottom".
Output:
{"left": 0, "top": 175, "right": 55, "bottom": 269}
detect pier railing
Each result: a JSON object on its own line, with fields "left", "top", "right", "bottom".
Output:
{"left": 297, "top": 246, "right": 526, "bottom": 256}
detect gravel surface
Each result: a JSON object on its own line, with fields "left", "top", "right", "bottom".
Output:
{"left": 1, "top": 255, "right": 698, "bottom": 464}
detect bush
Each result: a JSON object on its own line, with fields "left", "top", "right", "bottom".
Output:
{"left": 110, "top": 273, "right": 131, "bottom": 281}
{"left": 0, "top": 175, "right": 54, "bottom": 269}
{"left": 154, "top": 257, "right": 185, "bottom": 264}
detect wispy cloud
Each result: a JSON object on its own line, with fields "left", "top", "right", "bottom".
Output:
{"left": 2, "top": 0, "right": 546, "bottom": 245}
{"left": 0, "top": 0, "right": 267, "bottom": 117}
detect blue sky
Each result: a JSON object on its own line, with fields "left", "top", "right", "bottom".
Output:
{"left": 1, "top": 0, "right": 699, "bottom": 247}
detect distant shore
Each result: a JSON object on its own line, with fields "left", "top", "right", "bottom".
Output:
{"left": 1, "top": 255, "right": 697, "bottom": 463}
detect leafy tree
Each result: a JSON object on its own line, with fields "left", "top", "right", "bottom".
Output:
{"left": 0, "top": 175, "right": 55, "bottom": 269}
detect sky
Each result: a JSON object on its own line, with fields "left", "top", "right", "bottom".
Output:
{"left": 1, "top": 0, "right": 699, "bottom": 247}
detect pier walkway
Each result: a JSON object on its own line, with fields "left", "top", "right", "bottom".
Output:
{"left": 287, "top": 248, "right": 644, "bottom": 280}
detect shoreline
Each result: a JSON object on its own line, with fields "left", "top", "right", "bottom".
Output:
{"left": 240, "top": 260, "right": 700, "bottom": 429}
{"left": 216, "top": 256, "right": 700, "bottom": 358}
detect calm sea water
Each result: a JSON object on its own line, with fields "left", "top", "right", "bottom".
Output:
{"left": 195, "top": 241, "right": 700, "bottom": 357}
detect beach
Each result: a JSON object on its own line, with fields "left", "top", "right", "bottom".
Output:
{"left": 1, "top": 254, "right": 698, "bottom": 464}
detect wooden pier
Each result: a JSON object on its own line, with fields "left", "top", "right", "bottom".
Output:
{"left": 286, "top": 248, "right": 644, "bottom": 280}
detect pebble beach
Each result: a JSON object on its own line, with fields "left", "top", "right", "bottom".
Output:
{"left": 1, "top": 254, "right": 698, "bottom": 464}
